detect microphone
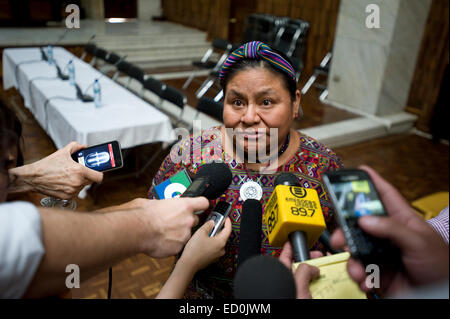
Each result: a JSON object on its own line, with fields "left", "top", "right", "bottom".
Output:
{"left": 237, "top": 199, "right": 262, "bottom": 267}
{"left": 181, "top": 162, "right": 232, "bottom": 199}
{"left": 40, "top": 47, "right": 48, "bottom": 61}
{"left": 234, "top": 255, "right": 296, "bottom": 299}
{"left": 55, "top": 63, "right": 69, "bottom": 80}
{"left": 75, "top": 83, "right": 94, "bottom": 102}
{"left": 264, "top": 173, "right": 326, "bottom": 262}
{"left": 319, "top": 229, "right": 344, "bottom": 254}
{"left": 275, "top": 173, "right": 342, "bottom": 254}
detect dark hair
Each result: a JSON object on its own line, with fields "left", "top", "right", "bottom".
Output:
{"left": 0, "top": 99, "right": 24, "bottom": 173}
{"left": 219, "top": 49, "right": 298, "bottom": 102}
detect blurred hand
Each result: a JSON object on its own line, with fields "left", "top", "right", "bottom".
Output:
{"left": 135, "top": 197, "right": 210, "bottom": 258}
{"left": 179, "top": 217, "right": 232, "bottom": 272}
{"left": 26, "top": 141, "right": 103, "bottom": 199}
{"left": 279, "top": 241, "right": 322, "bottom": 299}
{"left": 331, "top": 165, "right": 449, "bottom": 297}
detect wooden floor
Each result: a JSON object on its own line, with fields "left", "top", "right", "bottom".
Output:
{"left": 1, "top": 48, "right": 448, "bottom": 299}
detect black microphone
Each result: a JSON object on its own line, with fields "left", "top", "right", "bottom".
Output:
{"left": 55, "top": 63, "right": 69, "bottom": 80}
{"left": 40, "top": 47, "right": 48, "bottom": 61}
{"left": 234, "top": 255, "right": 296, "bottom": 299}
{"left": 319, "top": 229, "right": 344, "bottom": 254}
{"left": 237, "top": 199, "right": 262, "bottom": 267}
{"left": 75, "top": 83, "right": 94, "bottom": 102}
{"left": 181, "top": 162, "right": 232, "bottom": 199}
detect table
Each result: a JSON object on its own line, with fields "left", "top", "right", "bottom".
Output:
{"left": 2, "top": 47, "right": 176, "bottom": 149}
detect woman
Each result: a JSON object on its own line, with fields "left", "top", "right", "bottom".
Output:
{"left": 149, "top": 41, "right": 343, "bottom": 298}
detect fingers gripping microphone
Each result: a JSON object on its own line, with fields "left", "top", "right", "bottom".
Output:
{"left": 181, "top": 162, "right": 232, "bottom": 199}
{"left": 234, "top": 255, "right": 296, "bottom": 299}
{"left": 264, "top": 173, "right": 326, "bottom": 262}
{"left": 237, "top": 199, "right": 262, "bottom": 267}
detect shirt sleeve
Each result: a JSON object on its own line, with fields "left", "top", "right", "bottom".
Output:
{"left": 0, "top": 201, "right": 45, "bottom": 298}
{"left": 427, "top": 206, "right": 449, "bottom": 244}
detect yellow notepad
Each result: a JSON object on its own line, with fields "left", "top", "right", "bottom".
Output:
{"left": 292, "top": 252, "right": 367, "bottom": 299}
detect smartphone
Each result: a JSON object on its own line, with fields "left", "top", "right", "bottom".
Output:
{"left": 207, "top": 201, "right": 232, "bottom": 237}
{"left": 71, "top": 141, "right": 123, "bottom": 172}
{"left": 323, "top": 169, "right": 401, "bottom": 267}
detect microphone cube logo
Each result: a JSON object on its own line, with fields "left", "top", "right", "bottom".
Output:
{"left": 152, "top": 169, "right": 192, "bottom": 199}
{"left": 65, "top": 4, "right": 80, "bottom": 29}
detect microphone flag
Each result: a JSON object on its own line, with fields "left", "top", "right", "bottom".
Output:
{"left": 152, "top": 169, "right": 192, "bottom": 199}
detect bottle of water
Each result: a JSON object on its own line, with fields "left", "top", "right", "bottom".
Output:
{"left": 47, "top": 45, "right": 53, "bottom": 65}
{"left": 68, "top": 60, "right": 75, "bottom": 86}
{"left": 93, "top": 79, "right": 101, "bottom": 108}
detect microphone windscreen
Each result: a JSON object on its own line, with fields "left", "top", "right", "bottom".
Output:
{"left": 195, "top": 162, "right": 232, "bottom": 199}
{"left": 234, "top": 255, "right": 296, "bottom": 299}
{"left": 237, "top": 199, "right": 262, "bottom": 267}
{"left": 274, "top": 173, "right": 299, "bottom": 187}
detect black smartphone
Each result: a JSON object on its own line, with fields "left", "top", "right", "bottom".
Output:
{"left": 71, "top": 141, "right": 123, "bottom": 172}
{"left": 323, "top": 169, "right": 401, "bottom": 267}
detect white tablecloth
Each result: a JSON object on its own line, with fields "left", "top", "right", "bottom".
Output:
{"left": 2, "top": 47, "right": 176, "bottom": 149}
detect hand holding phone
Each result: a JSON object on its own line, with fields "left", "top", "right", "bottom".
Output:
{"left": 71, "top": 141, "right": 123, "bottom": 172}
{"left": 323, "top": 169, "right": 401, "bottom": 267}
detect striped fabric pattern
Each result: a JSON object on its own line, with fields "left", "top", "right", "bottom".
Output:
{"left": 219, "top": 41, "right": 296, "bottom": 83}
{"left": 427, "top": 206, "right": 449, "bottom": 244}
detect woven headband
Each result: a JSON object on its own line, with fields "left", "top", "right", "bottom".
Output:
{"left": 219, "top": 41, "right": 296, "bottom": 83}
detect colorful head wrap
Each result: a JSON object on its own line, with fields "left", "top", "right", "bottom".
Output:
{"left": 219, "top": 41, "right": 296, "bottom": 84}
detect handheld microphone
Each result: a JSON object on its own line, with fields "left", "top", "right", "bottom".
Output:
{"left": 181, "top": 162, "right": 232, "bottom": 199}
{"left": 319, "top": 229, "right": 344, "bottom": 254}
{"left": 264, "top": 173, "right": 326, "bottom": 262}
{"left": 234, "top": 255, "right": 296, "bottom": 299}
{"left": 237, "top": 199, "right": 263, "bottom": 267}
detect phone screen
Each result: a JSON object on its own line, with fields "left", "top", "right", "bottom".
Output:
{"left": 328, "top": 178, "right": 386, "bottom": 219}
{"left": 73, "top": 142, "right": 120, "bottom": 172}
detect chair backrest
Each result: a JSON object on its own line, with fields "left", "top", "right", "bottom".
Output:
{"left": 273, "top": 22, "right": 309, "bottom": 57}
{"left": 143, "top": 77, "right": 165, "bottom": 97}
{"left": 85, "top": 43, "right": 97, "bottom": 55}
{"left": 161, "top": 85, "right": 186, "bottom": 110}
{"left": 196, "top": 97, "right": 223, "bottom": 122}
{"left": 212, "top": 38, "right": 232, "bottom": 51}
{"left": 94, "top": 47, "right": 108, "bottom": 60}
{"left": 128, "top": 65, "right": 145, "bottom": 83}
{"left": 117, "top": 60, "right": 132, "bottom": 74}
{"left": 105, "top": 52, "right": 121, "bottom": 65}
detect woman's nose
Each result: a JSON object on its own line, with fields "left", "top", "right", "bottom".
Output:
{"left": 241, "top": 103, "right": 260, "bottom": 126}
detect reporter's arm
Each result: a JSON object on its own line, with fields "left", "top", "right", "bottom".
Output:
{"left": 24, "top": 197, "right": 209, "bottom": 298}
{"left": 8, "top": 142, "right": 103, "bottom": 199}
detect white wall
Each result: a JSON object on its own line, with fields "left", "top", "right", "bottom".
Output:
{"left": 138, "top": 0, "right": 162, "bottom": 21}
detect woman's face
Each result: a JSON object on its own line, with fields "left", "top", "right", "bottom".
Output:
{"left": 223, "top": 67, "right": 300, "bottom": 159}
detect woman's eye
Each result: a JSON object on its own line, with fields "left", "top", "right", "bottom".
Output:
{"left": 262, "top": 99, "right": 271, "bottom": 106}
{"left": 233, "top": 99, "right": 243, "bottom": 107}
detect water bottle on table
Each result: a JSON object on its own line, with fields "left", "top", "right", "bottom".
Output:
{"left": 47, "top": 45, "right": 54, "bottom": 65}
{"left": 93, "top": 79, "right": 102, "bottom": 108}
{"left": 68, "top": 60, "right": 75, "bottom": 85}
